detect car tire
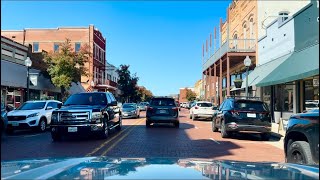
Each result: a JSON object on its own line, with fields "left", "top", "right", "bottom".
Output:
{"left": 189, "top": 114, "right": 192, "bottom": 119}
{"left": 174, "top": 121, "right": 179, "bottom": 128}
{"left": 51, "top": 133, "right": 62, "bottom": 142}
{"left": 220, "top": 120, "right": 230, "bottom": 138}
{"left": 261, "top": 133, "right": 271, "bottom": 141}
{"left": 100, "top": 121, "right": 109, "bottom": 139}
{"left": 287, "top": 141, "right": 315, "bottom": 165}
{"left": 212, "top": 118, "right": 218, "bottom": 132}
{"left": 116, "top": 116, "right": 122, "bottom": 131}
{"left": 146, "top": 121, "right": 151, "bottom": 128}
{"left": 5, "top": 127, "right": 14, "bottom": 135}
{"left": 38, "top": 118, "right": 47, "bottom": 132}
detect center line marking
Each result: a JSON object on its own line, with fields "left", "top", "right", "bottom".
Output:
{"left": 195, "top": 127, "right": 199, "bottom": 129}
{"left": 210, "top": 138, "right": 220, "bottom": 144}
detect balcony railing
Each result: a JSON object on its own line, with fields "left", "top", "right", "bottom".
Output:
{"left": 203, "top": 39, "right": 256, "bottom": 71}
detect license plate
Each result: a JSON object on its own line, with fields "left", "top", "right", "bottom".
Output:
{"left": 68, "top": 127, "right": 77, "bottom": 132}
{"left": 12, "top": 122, "right": 19, "bottom": 126}
{"left": 159, "top": 110, "right": 167, "bottom": 114}
{"left": 247, "top": 113, "right": 256, "bottom": 118}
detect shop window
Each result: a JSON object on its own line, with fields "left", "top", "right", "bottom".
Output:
{"left": 274, "top": 84, "right": 294, "bottom": 112}
{"left": 262, "top": 86, "right": 272, "bottom": 111}
{"left": 304, "top": 77, "right": 319, "bottom": 110}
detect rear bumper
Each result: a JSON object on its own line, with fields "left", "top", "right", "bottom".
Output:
{"left": 225, "top": 123, "right": 271, "bottom": 133}
{"left": 194, "top": 114, "right": 213, "bottom": 118}
{"left": 147, "top": 116, "right": 179, "bottom": 123}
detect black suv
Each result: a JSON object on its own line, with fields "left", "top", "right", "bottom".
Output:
{"left": 146, "top": 97, "right": 179, "bottom": 128}
{"left": 212, "top": 97, "right": 271, "bottom": 140}
{"left": 50, "top": 92, "right": 121, "bottom": 141}
{"left": 284, "top": 109, "right": 319, "bottom": 165}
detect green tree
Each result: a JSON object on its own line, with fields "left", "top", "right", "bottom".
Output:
{"left": 186, "top": 88, "right": 197, "bottom": 102}
{"left": 116, "top": 65, "right": 140, "bottom": 103}
{"left": 43, "top": 39, "right": 91, "bottom": 101}
{"left": 137, "top": 86, "right": 153, "bottom": 102}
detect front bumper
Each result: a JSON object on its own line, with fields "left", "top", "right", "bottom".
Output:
{"left": 225, "top": 123, "right": 271, "bottom": 133}
{"left": 122, "top": 112, "right": 138, "bottom": 118}
{"left": 50, "top": 124, "right": 103, "bottom": 135}
{"left": 7, "top": 118, "right": 40, "bottom": 129}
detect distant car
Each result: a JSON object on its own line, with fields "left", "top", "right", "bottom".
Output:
{"left": 189, "top": 101, "right": 215, "bottom": 120}
{"left": 137, "top": 102, "right": 149, "bottom": 111}
{"left": 1, "top": 103, "right": 8, "bottom": 138}
{"left": 146, "top": 97, "right": 179, "bottom": 128}
{"left": 6, "top": 100, "right": 62, "bottom": 134}
{"left": 212, "top": 97, "right": 271, "bottom": 140}
{"left": 122, "top": 103, "right": 140, "bottom": 119}
{"left": 284, "top": 109, "right": 319, "bottom": 165}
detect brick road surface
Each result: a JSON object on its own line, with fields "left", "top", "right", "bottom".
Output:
{"left": 1, "top": 108, "right": 284, "bottom": 162}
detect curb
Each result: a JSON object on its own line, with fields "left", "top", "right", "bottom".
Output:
{"left": 270, "top": 132, "right": 284, "bottom": 139}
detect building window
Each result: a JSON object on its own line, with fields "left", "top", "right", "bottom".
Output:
{"left": 279, "top": 11, "right": 289, "bottom": 23}
{"left": 274, "top": 84, "right": 294, "bottom": 112}
{"left": 304, "top": 77, "right": 319, "bottom": 110}
{"left": 97, "top": 48, "right": 100, "bottom": 61}
{"left": 75, "top": 43, "right": 81, "bottom": 52}
{"left": 33, "top": 42, "right": 39, "bottom": 52}
{"left": 54, "top": 43, "right": 59, "bottom": 52}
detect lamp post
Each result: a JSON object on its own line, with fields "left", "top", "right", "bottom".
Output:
{"left": 25, "top": 57, "right": 32, "bottom": 101}
{"left": 244, "top": 55, "right": 251, "bottom": 99}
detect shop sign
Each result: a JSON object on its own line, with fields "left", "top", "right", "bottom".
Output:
{"left": 313, "top": 79, "right": 319, "bottom": 86}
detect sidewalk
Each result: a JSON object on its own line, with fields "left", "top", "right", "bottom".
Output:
{"left": 265, "top": 123, "right": 286, "bottom": 150}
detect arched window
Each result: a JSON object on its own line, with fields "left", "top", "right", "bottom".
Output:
{"left": 233, "top": 33, "right": 238, "bottom": 49}
{"left": 243, "top": 21, "right": 247, "bottom": 49}
{"left": 249, "top": 17, "right": 254, "bottom": 48}
{"left": 279, "top": 11, "right": 289, "bottom": 23}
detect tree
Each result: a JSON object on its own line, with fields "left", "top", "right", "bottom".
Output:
{"left": 43, "top": 39, "right": 91, "bottom": 101}
{"left": 186, "top": 88, "right": 197, "bottom": 102}
{"left": 116, "top": 65, "right": 140, "bottom": 103}
{"left": 137, "top": 86, "right": 153, "bottom": 102}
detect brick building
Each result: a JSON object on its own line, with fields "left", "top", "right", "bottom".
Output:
{"left": 2, "top": 25, "right": 109, "bottom": 92}
{"left": 179, "top": 87, "right": 195, "bottom": 103}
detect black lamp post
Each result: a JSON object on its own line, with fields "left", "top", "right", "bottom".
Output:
{"left": 25, "top": 57, "right": 32, "bottom": 101}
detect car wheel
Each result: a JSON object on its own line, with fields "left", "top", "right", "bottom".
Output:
{"left": 116, "top": 116, "right": 122, "bottom": 131}
{"left": 189, "top": 114, "right": 192, "bottom": 119}
{"left": 174, "top": 121, "right": 180, "bottom": 128}
{"left": 51, "top": 133, "right": 62, "bottom": 142}
{"left": 38, "top": 118, "right": 47, "bottom": 132}
{"left": 220, "top": 120, "right": 230, "bottom": 138}
{"left": 5, "top": 128, "right": 14, "bottom": 135}
{"left": 100, "top": 121, "right": 109, "bottom": 139}
{"left": 212, "top": 118, "right": 218, "bottom": 132}
{"left": 287, "top": 141, "right": 315, "bottom": 165}
{"left": 146, "top": 121, "right": 151, "bottom": 128}
{"left": 137, "top": 114, "right": 140, "bottom": 118}
{"left": 261, "top": 133, "right": 271, "bottom": 141}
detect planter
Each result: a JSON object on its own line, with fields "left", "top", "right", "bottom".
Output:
{"left": 234, "top": 79, "right": 243, "bottom": 88}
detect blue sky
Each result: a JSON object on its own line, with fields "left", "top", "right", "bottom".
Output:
{"left": 1, "top": 1, "right": 229, "bottom": 96}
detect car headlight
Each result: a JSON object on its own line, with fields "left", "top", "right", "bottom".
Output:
{"left": 51, "top": 114, "right": 58, "bottom": 122}
{"left": 131, "top": 110, "right": 136, "bottom": 113}
{"left": 27, "top": 113, "right": 39, "bottom": 118}
{"left": 92, "top": 112, "right": 102, "bottom": 119}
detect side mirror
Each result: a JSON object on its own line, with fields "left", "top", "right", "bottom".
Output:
{"left": 46, "top": 106, "right": 53, "bottom": 110}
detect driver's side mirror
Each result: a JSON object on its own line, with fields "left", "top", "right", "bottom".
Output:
{"left": 46, "top": 106, "right": 53, "bottom": 110}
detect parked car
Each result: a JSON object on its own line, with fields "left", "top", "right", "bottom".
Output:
{"left": 137, "top": 102, "right": 149, "bottom": 111}
{"left": 50, "top": 92, "right": 121, "bottom": 141}
{"left": 212, "top": 97, "right": 271, "bottom": 140}
{"left": 305, "top": 101, "right": 319, "bottom": 111}
{"left": 6, "top": 100, "right": 62, "bottom": 134}
{"left": 1, "top": 103, "right": 8, "bottom": 138}
{"left": 114, "top": 102, "right": 123, "bottom": 114}
{"left": 146, "top": 97, "right": 179, "bottom": 128}
{"left": 284, "top": 109, "right": 319, "bottom": 165}
{"left": 122, "top": 103, "right": 140, "bottom": 119}
{"left": 189, "top": 101, "right": 216, "bottom": 120}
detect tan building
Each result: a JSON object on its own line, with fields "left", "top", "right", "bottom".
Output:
{"left": 179, "top": 87, "right": 195, "bottom": 103}
{"left": 194, "top": 79, "right": 203, "bottom": 100}
{"left": 202, "top": 0, "right": 310, "bottom": 105}
{"left": 1, "top": 25, "right": 112, "bottom": 92}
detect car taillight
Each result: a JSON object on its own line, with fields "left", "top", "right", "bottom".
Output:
{"left": 195, "top": 106, "right": 199, "bottom": 109}
{"left": 172, "top": 107, "right": 178, "bottom": 111}
{"left": 230, "top": 110, "right": 240, "bottom": 117}
{"left": 147, "top": 107, "right": 153, "bottom": 111}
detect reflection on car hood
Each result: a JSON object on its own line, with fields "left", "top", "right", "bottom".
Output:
{"left": 7, "top": 110, "right": 40, "bottom": 116}
{"left": 1, "top": 157, "right": 319, "bottom": 179}
{"left": 122, "top": 108, "right": 136, "bottom": 112}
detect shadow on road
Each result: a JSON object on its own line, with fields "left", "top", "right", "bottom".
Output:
{"left": 222, "top": 132, "right": 282, "bottom": 142}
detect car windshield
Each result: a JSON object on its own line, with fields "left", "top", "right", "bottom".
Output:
{"left": 123, "top": 104, "right": 136, "bottom": 108}
{"left": 150, "top": 98, "right": 175, "bottom": 106}
{"left": 234, "top": 100, "right": 269, "bottom": 112}
{"left": 197, "top": 103, "right": 212, "bottom": 107}
{"left": 64, "top": 93, "right": 108, "bottom": 106}
{"left": 17, "top": 102, "right": 46, "bottom": 110}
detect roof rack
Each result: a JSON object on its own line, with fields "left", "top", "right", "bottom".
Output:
{"left": 226, "top": 96, "right": 261, "bottom": 100}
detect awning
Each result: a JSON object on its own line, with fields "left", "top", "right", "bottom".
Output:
{"left": 240, "top": 52, "right": 293, "bottom": 89}
{"left": 1, "top": 60, "right": 27, "bottom": 88}
{"left": 257, "top": 43, "right": 319, "bottom": 87}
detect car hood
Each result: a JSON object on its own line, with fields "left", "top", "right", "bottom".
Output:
{"left": 122, "top": 108, "right": 136, "bottom": 112}
{"left": 7, "top": 110, "right": 40, "bottom": 116}
{"left": 59, "top": 105, "right": 105, "bottom": 111}
{"left": 1, "top": 157, "right": 319, "bottom": 180}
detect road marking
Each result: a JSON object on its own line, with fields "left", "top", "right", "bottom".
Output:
{"left": 85, "top": 118, "right": 144, "bottom": 157}
{"left": 100, "top": 119, "right": 144, "bottom": 156}
{"left": 195, "top": 126, "right": 199, "bottom": 129}
{"left": 187, "top": 121, "right": 190, "bottom": 123}
{"left": 210, "top": 138, "right": 220, "bottom": 144}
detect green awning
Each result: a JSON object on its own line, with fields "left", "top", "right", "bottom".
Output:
{"left": 257, "top": 43, "right": 319, "bottom": 87}
{"left": 240, "top": 52, "right": 293, "bottom": 89}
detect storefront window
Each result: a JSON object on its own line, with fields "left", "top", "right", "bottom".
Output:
{"left": 262, "top": 86, "right": 272, "bottom": 110}
{"left": 304, "top": 77, "right": 319, "bottom": 110}
{"left": 274, "top": 84, "right": 294, "bottom": 112}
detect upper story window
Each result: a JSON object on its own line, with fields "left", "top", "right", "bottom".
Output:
{"left": 33, "top": 42, "right": 39, "bottom": 52}
{"left": 75, "top": 43, "right": 81, "bottom": 52}
{"left": 279, "top": 11, "right": 289, "bottom": 24}
{"left": 54, "top": 43, "right": 59, "bottom": 52}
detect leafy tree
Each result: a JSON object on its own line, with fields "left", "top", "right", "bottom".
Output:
{"left": 43, "top": 39, "right": 91, "bottom": 101}
{"left": 116, "top": 65, "right": 140, "bottom": 103}
{"left": 186, "top": 88, "right": 197, "bottom": 102}
{"left": 137, "top": 86, "right": 153, "bottom": 102}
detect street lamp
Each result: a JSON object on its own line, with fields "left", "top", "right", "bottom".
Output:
{"left": 25, "top": 57, "right": 32, "bottom": 101}
{"left": 244, "top": 55, "right": 251, "bottom": 99}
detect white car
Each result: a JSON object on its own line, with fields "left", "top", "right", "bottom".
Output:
{"left": 189, "top": 101, "right": 215, "bottom": 120}
{"left": 6, "top": 100, "right": 62, "bottom": 134}
{"left": 305, "top": 102, "right": 319, "bottom": 111}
